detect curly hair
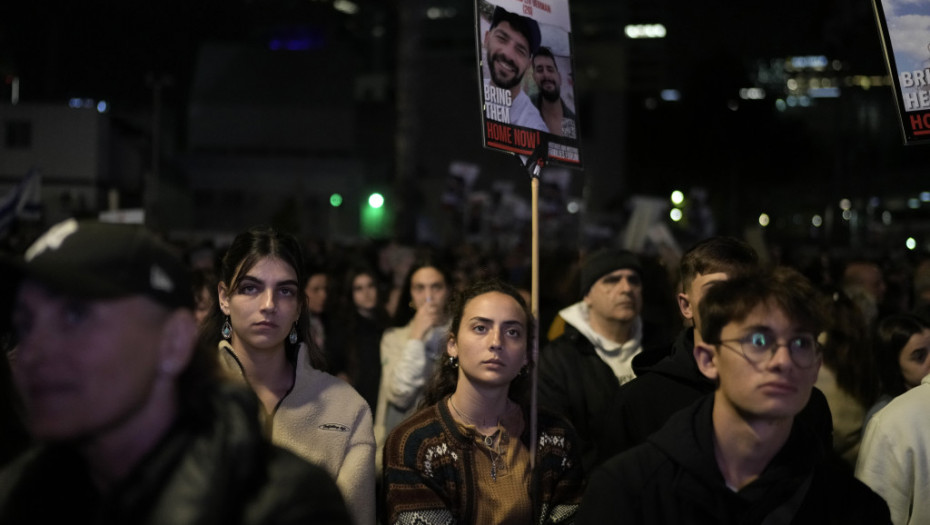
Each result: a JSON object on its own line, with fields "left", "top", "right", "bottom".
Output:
{"left": 420, "top": 279, "right": 535, "bottom": 410}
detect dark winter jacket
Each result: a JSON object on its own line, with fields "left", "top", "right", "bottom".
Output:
{"left": 578, "top": 395, "right": 891, "bottom": 525}
{"left": 538, "top": 321, "right": 669, "bottom": 472}
{"left": 598, "top": 328, "right": 834, "bottom": 465}
{"left": 0, "top": 385, "right": 351, "bottom": 525}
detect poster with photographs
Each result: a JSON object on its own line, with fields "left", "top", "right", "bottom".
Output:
{"left": 476, "top": 0, "right": 583, "bottom": 168}
{"left": 873, "top": 0, "right": 930, "bottom": 144}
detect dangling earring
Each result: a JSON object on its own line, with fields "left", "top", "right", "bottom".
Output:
{"left": 289, "top": 323, "right": 298, "bottom": 344}
{"left": 448, "top": 355, "right": 459, "bottom": 368}
{"left": 221, "top": 316, "right": 232, "bottom": 340}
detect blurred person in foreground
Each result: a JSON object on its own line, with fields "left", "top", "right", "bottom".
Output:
{"left": 0, "top": 219, "right": 350, "bottom": 525}
{"left": 578, "top": 267, "right": 890, "bottom": 524}
{"left": 382, "top": 280, "right": 583, "bottom": 524}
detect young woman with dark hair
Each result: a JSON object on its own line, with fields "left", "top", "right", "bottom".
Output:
{"left": 201, "top": 226, "right": 375, "bottom": 525}
{"left": 382, "top": 279, "right": 584, "bottom": 525}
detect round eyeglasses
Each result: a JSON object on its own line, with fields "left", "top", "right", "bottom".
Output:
{"left": 716, "top": 331, "right": 821, "bottom": 369}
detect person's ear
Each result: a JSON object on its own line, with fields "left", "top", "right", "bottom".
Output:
{"left": 678, "top": 292, "right": 693, "bottom": 321}
{"left": 158, "top": 310, "right": 197, "bottom": 378}
{"left": 217, "top": 282, "right": 230, "bottom": 315}
{"left": 694, "top": 342, "right": 719, "bottom": 382}
{"left": 447, "top": 335, "right": 458, "bottom": 359}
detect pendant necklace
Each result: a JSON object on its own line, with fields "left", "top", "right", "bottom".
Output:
{"left": 448, "top": 396, "right": 506, "bottom": 480}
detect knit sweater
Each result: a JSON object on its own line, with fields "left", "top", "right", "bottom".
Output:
{"left": 382, "top": 398, "right": 584, "bottom": 525}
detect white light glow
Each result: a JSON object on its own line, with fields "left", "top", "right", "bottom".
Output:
{"left": 670, "top": 190, "right": 684, "bottom": 205}
{"left": 907, "top": 237, "right": 918, "bottom": 250}
{"left": 739, "top": 87, "right": 766, "bottom": 100}
{"left": 811, "top": 215, "right": 823, "bottom": 227}
{"left": 670, "top": 208, "right": 683, "bottom": 222}
{"left": 759, "top": 213, "right": 770, "bottom": 227}
{"left": 334, "top": 0, "right": 358, "bottom": 15}
{"left": 625, "top": 24, "right": 666, "bottom": 39}
{"left": 660, "top": 89, "right": 680, "bottom": 101}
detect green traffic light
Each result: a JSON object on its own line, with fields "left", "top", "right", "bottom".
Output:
{"left": 330, "top": 193, "right": 343, "bottom": 207}
{"left": 368, "top": 193, "right": 384, "bottom": 209}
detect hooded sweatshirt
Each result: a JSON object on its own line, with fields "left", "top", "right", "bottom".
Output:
{"left": 578, "top": 395, "right": 891, "bottom": 525}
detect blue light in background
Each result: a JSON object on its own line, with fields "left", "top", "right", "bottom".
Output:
{"left": 267, "top": 25, "right": 326, "bottom": 51}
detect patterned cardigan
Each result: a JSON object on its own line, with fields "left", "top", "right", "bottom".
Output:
{"left": 381, "top": 397, "right": 585, "bottom": 525}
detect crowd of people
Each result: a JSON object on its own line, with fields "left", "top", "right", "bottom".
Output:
{"left": 3, "top": 217, "right": 930, "bottom": 524}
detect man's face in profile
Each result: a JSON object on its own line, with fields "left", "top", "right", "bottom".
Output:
{"left": 533, "top": 55, "right": 561, "bottom": 102}
{"left": 485, "top": 21, "right": 531, "bottom": 90}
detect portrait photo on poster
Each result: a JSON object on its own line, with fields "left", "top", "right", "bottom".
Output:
{"left": 475, "top": 0, "right": 583, "bottom": 169}
{"left": 872, "top": 0, "right": 930, "bottom": 145}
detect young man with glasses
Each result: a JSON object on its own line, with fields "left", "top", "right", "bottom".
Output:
{"left": 577, "top": 267, "right": 890, "bottom": 524}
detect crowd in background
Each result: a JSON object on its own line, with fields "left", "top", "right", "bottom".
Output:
{"left": 3, "top": 220, "right": 930, "bottom": 524}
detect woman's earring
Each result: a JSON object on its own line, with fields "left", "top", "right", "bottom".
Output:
{"left": 221, "top": 316, "right": 232, "bottom": 340}
{"left": 448, "top": 355, "right": 459, "bottom": 368}
{"left": 289, "top": 323, "right": 298, "bottom": 344}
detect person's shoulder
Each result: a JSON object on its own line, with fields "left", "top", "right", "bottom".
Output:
{"left": 304, "top": 365, "right": 368, "bottom": 404}
{"left": 542, "top": 325, "right": 587, "bottom": 353}
{"left": 810, "top": 461, "right": 893, "bottom": 522}
{"left": 592, "top": 440, "right": 672, "bottom": 490}
{"left": 867, "top": 383, "right": 930, "bottom": 434}
{"left": 385, "top": 404, "right": 444, "bottom": 444}
{"left": 254, "top": 446, "right": 353, "bottom": 525}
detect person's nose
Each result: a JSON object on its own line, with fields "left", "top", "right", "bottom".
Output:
{"left": 489, "top": 327, "right": 503, "bottom": 350}
{"left": 768, "top": 342, "right": 794, "bottom": 369}
{"left": 260, "top": 289, "right": 276, "bottom": 312}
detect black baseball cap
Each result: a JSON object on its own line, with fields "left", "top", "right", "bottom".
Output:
{"left": 3, "top": 219, "right": 194, "bottom": 309}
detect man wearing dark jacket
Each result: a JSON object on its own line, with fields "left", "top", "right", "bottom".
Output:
{"left": 577, "top": 267, "right": 890, "bottom": 524}
{"left": 539, "top": 248, "right": 667, "bottom": 471}
{"left": 0, "top": 219, "right": 350, "bottom": 525}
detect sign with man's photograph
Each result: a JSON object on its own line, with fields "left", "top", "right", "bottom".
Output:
{"left": 476, "top": 0, "right": 582, "bottom": 168}
{"left": 873, "top": 0, "right": 930, "bottom": 144}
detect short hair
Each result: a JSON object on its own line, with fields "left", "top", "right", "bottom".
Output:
{"left": 699, "top": 266, "right": 826, "bottom": 345}
{"left": 533, "top": 46, "right": 557, "bottom": 68}
{"left": 680, "top": 236, "right": 759, "bottom": 294}
{"left": 489, "top": 6, "right": 541, "bottom": 55}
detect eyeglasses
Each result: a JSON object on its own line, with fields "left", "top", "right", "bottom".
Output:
{"left": 717, "top": 331, "right": 821, "bottom": 369}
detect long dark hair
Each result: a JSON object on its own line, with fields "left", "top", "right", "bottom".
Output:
{"left": 339, "top": 265, "right": 390, "bottom": 377}
{"left": 821, "top": 289, "right": 880, "bottom": 407}
{"left": 391, "top": 257, "right": 452, "bottom": 327}
{"left": 875, "top": 313, "right": 930, "bottom": 397}
{"left": 198, "top": 226, "right": 326, "bottom": 370}
{"left": 420, "top": 279, "right": 535, "bottom": 411}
